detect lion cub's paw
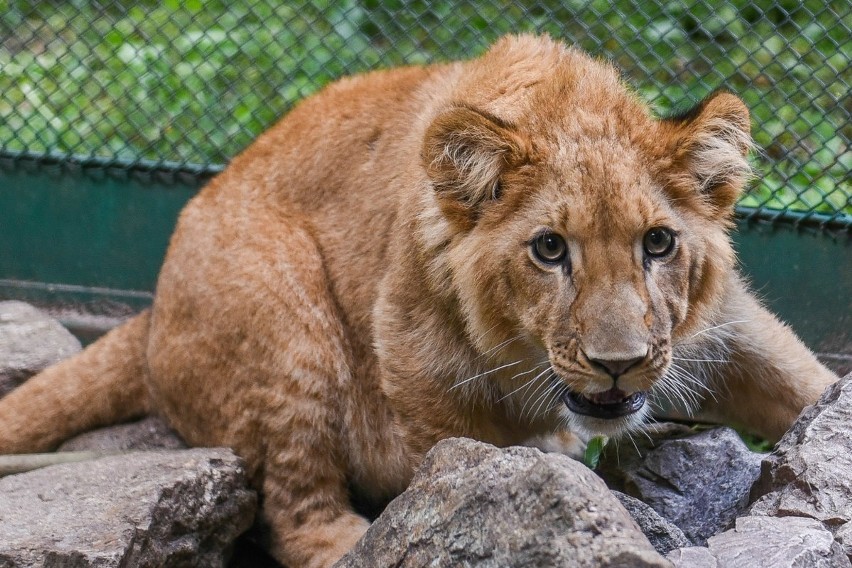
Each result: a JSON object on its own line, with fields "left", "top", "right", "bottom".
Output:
{"left": 275, "top": 511, "right": 370, "bottom": 568}
{"left": 526, "top": 430, "right": 588, "bottom": 460}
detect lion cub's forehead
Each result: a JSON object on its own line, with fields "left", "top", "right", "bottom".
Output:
{"left": 524, "top": 137, "right": 669, "bottom": 239}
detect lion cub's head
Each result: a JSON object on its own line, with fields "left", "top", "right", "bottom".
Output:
{"left": 420, "top": 36, "right": 752, "bottom": 437}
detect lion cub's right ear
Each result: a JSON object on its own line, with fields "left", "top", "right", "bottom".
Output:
{"left": 422, "top": 105, "right": 528, "bottom": 225}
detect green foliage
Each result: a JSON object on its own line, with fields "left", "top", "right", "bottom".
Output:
{"left": 736, "top": 429, "right": 774, "bottom": 453}
{"left": 0, "top": 1, "right": 848, "bottom": 216}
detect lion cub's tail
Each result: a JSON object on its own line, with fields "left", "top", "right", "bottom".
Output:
{"left": 0, "top": 310, "right": 152, "bottom": 453}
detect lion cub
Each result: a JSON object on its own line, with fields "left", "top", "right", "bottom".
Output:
{"left": 0, "top": 35, "right": 837, "bottom": 567}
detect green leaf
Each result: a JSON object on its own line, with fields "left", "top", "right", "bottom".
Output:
{"left": 583, "top": 435, "right": 608, "bottom": 469}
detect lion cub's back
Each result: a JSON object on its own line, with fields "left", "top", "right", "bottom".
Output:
{"left": 219, "top": 64, "right": 449, "bottom": 215}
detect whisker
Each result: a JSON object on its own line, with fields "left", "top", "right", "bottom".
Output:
{"left": 636, "top": 425, "right": 654, "bottom": 444}
{"left": 530, "top": 374, "right": 560, "bottom": 419}
{"left": 662, "top": 371, "right": 708, "bottom": 414}
{"left": 449, "top": 359, "right": 523, "bottom": 392}
{"left": 533, "top": 382, "right": 558, "bottom": 417}
{"left": 669, "top": 361, "right": 713, "bottom": 390}
{"left": 521, "top": 369, "right": 555, "bottom": 419}
{"left": 625, "top": 430, "right": 641, "bottom": 456}
{"left": 474, "top": 334, "right": 523, "bottom": 363}
{"left": 507, "top": 361, "right": 549, "bottom": 382}
{"left": 651, "top": 379, "right": 679, "bottom": 408}
{"left": 654, "top": 372, "right": 700, "bottom": 413}
{"left": 497, "top": 363, "right": 549, "bottom": 402}
{"left": 672, "top": 356, "right": 729, "bottom": 364}
{"left": 665, "top": 370, "right": 703, "bottom": 401}
{"left": 669, "top": 363, "right": 717, "bottom": 402}
{"left": 468, "top": 322, "right": 501, "bottom": 346}
{"left": 661, "top": 378, "right": 700, "bottom": 411}
{"left": 686, "top": 320, "right": 749, "bottom": 341}
{"left": 545, "top": 384, "right": 570, "bottom": 414}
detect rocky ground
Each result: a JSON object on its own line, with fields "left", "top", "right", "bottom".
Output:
{"left": 1, "top": 300, "right": 851, "bottom": 567}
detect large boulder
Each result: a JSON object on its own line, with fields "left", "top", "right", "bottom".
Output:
{"left": 598, "top": 424, "right": 762, "bottom": 545}
{"left": 0, "top": 301, "right": 81, "bottom": 397}
{"left": 749, "top": 372, "right": 852, "bottom": 560}
{"left": 335, "top": 438, "right": 669, "bottom": 568}
{"left": 750, "top": 372, "right": 852, "bottom": 523}
{"left": 0, "top": 449, "right": 257, "bottom": 567}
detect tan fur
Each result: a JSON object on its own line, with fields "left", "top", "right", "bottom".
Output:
{"left": 0, "top": 36, "right": 837, "bottom": 566}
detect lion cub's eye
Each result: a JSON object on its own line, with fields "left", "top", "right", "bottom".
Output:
{"left": 643, "top": 227, "right": 676, "bottom": 257}
{"left": 532, "top": 233, "right": 568, "bottom": 264}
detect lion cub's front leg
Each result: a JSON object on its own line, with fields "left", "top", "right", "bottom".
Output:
{"left": 692, "top": 276, "right": 838, "bottom": 441}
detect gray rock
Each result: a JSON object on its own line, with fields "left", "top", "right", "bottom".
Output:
{"left": 0, "top": 301, "right": 81, "bottom": 397}
{"left": 836, "top": 522, "right": 852, "bottom": 561}
{"left": 0, "top": 448, "right": 257, "bottom": 567}
{"left": 750, "top": 372, "right": 852, "bottom": 530}
{"left": 598, "top": 425, "right": 762, "bottom": 545}
{"left": 335, "top": 438, "right": 670, "bottom": 568}
{"left": 59, "top": 415, "right": 187, "bottom": 452}
{"left": 666, "top": 547, "right": 718, "bottom": 568}
{"left": 613, "top": 490, "right": 692, "bottom": 555}
{"left": 667, "top": 516, "right": 851, "bottom": 568}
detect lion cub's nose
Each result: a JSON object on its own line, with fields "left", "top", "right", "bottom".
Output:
{"left": 586, "top": 353, "right": 646, "bottom": 379}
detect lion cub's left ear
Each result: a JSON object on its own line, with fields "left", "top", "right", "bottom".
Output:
{"left": 666, "top": 92, "right": 753, "bottom": 214}
{"left": 422, "top": 105, "right": 528, "bottom": 224}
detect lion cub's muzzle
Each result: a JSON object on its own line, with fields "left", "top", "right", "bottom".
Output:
{"left": 553, "top": 343, "right": 660, "bottom": 421}
{"left": 569, "top": 350, "right": 650, "bottom": 417}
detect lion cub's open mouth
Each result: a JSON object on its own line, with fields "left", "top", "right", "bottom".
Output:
{"left": 561, "top": 388, "right": 647, "bottom": 419}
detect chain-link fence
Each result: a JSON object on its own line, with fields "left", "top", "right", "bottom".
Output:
{"left": 1, "top": 0, "right": 849, "bottom": 228}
